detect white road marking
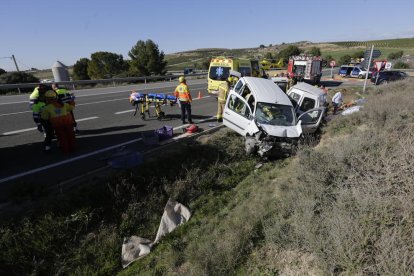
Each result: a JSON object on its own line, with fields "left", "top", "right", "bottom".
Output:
{"left": 2, "top": 117, "right": 99, "bottom": 135}
{"left": 3, "top": 127, "right": 37, "bottom": 135}
{"left": 0, "top": 137, "right": 143, "bottom": 184}
{"left": 76, "top": 116, "right": 99, "bottom": 122}
{"left": 115, "top": 110, "right": 135, "bottom": 114}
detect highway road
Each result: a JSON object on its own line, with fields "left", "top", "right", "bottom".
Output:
{"left": 0, "top": 79, "right": 217, "bottom": 190}
{"left": 0, "top": 75, "right": 368, "bottom": 191}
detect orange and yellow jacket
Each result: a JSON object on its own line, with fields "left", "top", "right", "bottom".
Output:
{"left": 174, "top": 82, "right": 192, "bottom": 102}
{"left": 41, "top": 102, "right": 74, "bottom": 127}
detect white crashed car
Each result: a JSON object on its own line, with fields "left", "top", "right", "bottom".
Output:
{"left": 223, "top": 77, "right": 325, "bottom": 157}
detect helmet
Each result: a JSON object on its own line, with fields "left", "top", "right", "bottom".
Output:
{"left": 227, "top": 76, "right": 233, "bottom": 83}
{"left": 179, "top": 76, "right": 186, "bottom": 83}
{"left": 45, "top": 90, "right": 57, "bottom": 100}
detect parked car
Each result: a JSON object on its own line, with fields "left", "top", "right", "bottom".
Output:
{"left": 223, "top": 77, "right": 325, "bottom": 157}
{"left": 349, "top": 67, "right": 372, "bottom": 78}
{"left": 339, "top": 65, "right": 371, "bottom": 78}
{"left": 286, "top": 82, "right": 328, "bottom": 116}
{"left": 338, "top": 65, "right": 354, "bottom": 77}
{"left": 371, "top": 70, "right": 408, "bottom": 85}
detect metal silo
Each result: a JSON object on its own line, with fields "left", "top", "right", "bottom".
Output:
{"left": 52, "top": 61, "right": 70, "bottom": 82}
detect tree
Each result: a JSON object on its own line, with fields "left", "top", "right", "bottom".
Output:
{"left": 339, "top": 55, "right": 352, "bottom": 66}
{"left": 259, "top": 44, "right": 265, "bottom": 49}
{"left": 202, "top": 58, "right": 211, "bottom": 70}
{"left": 72, "top": 58, "right": 90, "bottom": 80}
{"left": 307, "top": 47, "right": 322, "bottom": 56}
{"left": 128, "top": 39, "right": 167, "bottom": 76}
{"left": 393, "top": 61, "right": 409, "bottom": 69}
{"left": 264, "top": 52, "right": 273, "bottom": 59}
{"left": 275, "top": 45, "right": 302, "bottom": 66}
{"left": 0, "top": 68, "right": 6, "bottom": 75}
{"left": 388, "top": 51, "right": 404, "bottom": 60}
{"left": 0, "top": 72, "right": 39, "bottom": 84}
{"left": 87, "top": 51, "right": 127, "bottom": 79}
{"left": 351, "top": 51, "right": 364, "bottom": 59}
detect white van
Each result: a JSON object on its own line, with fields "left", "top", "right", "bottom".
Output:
{"left": 223, "top": 77, "right": 325, "bottom": 157}
{"left": 286, "top": 82, "right": 328, "bottom": 116}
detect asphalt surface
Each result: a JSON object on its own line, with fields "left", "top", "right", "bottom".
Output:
{"left": 0, "top": 79, "right": 219, "bottom": 195}
{"left": 0, "top": 75, "right": 370, "bottom": 199}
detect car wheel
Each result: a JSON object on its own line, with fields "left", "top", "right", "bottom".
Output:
{"left": 380, "top": 80, "right": 388, "bottom": 85}
{"left": 358, "top": 74, "right": 364, "bottom": 79}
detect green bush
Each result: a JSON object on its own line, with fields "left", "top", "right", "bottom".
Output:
{"left": 393, "top": 60, "right": 410, "bottom": 69}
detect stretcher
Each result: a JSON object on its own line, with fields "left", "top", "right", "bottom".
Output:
{"left": 129, "top": 92, "right": 178, "bottom": 120}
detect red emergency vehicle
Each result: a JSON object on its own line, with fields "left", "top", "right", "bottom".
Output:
{"left": 287, "top": 55, "right": 323, "bottom": 84}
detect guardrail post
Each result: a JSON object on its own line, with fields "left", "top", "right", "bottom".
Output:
{"left": 72, "top": 83, "right": 76, "bottom": 90}
{"left": 144, "top": 78, "right": 147, "bottom": 84}
{"left": 17, "top": 88, "right": 21, "bottom": 94}
{"left": 112, "top": 80, "right": 116, "bottom": 86}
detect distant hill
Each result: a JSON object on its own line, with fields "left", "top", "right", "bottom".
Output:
{"left": 165, "top": 37, "right": 414, "bottom": 70}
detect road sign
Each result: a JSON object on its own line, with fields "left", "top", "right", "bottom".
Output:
{"left": 385, "top": 62, "right": 392, "bottom": 70}
{"left": 364, "top": 49, "right": 381, "bottom": 59}
{"left": 329, "top": 60, "right": 336, "bottom": 67}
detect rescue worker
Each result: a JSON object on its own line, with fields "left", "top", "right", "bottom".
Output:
{"left": 332, "top": 90, "right": 343, "bottom": 115}
{"left": 216, "top": 78, "right": 230, "bottom": 123}
{"left": 41, "top": 90, "right": 76, "bottom": 153}
{"left": 29, "top": 83, "right": 47, "bottom": 107}
{"left": 52, "top": 83, "right": 78, "bottom": 132}
{"left": 174, "top": 76, "right": 193, "bottom": 124}
{"left": 31, "top": 88, "right": 54, "bottom": 152}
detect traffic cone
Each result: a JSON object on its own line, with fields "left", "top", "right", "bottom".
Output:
{"left": 197, "top": 91, "right": 202, "bottom": 99}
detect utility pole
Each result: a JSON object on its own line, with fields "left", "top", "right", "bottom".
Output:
{"left": 11, "top": 55, "right": 20, "bottom": 72}
{"left": 363, "top": 45, "right": 374, "bottom": 93}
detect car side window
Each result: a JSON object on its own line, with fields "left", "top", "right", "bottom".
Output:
{"left": 234, "top": 80, "right": 243, "bottom": 93}
{"left": 228, "top": 94, "right": 251, "bottom": 118}
{"left": 300, "top": 97, "right": 316, "bottom": 112}
{"left": 300, "top": 110, "right": 323, "bottom": 125}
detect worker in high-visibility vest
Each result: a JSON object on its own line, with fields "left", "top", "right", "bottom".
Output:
{"left": 174, "top": 76, "right": 193, "bottom": 124}
{"left": 29, "top": 83, "right": 47, "bottom": 107}
{"left": 31, "top": 88, "right": 54, "bottom": 152}
{"left": 41, "top": 90, "right": 76, "bottom": 153}
{"left": 52, "top": 83, "right": 78, "bottom": 132}
{"left": 216, "top": 78, "right": 230, "bottom": 123}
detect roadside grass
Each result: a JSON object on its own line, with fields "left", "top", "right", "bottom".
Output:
{"left": 239, "top": 78, "right": 414, "bottom": 274}
{"left": 0, "top": 129, "right": 258, "bottom": 275}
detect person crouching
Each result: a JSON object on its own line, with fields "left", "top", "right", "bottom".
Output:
{"left": 41, "top": 90, "right": 76, "bottom": 153}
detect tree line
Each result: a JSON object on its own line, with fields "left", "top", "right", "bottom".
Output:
{"left": 0, "top": 39, "right": 168, "bottom": 86}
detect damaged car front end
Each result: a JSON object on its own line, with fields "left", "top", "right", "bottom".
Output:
{"left": 223, "top": 77, "right": 325, "bottom": 158}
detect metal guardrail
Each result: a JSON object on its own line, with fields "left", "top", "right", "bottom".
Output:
{"left": 0, "top": 73, "right": 208, "bottom": 93}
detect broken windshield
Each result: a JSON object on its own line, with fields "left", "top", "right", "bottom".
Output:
{"left": 255, "top": 102, "right": 296, "bottom": 126}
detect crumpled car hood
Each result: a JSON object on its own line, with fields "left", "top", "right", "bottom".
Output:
{"left": 260, "top": 124, "right": 302, "bottom": 138}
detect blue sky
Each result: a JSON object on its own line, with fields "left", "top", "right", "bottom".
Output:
{"left": 1, "top": 0, "right": 413, "bottom": 71}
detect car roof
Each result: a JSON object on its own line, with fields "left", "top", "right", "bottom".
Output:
{"left": 242, "top": 77, "right": 292, "bottom": 106}
{"left": 290, "top": 82, "right": 325, "bottom": 97}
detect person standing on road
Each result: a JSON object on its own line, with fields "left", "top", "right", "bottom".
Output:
{"left": 174, "top": 76, "right": 193, "bottom": 124}
{"left": 41, "top": 90, "right": 76, "bottom": 153}
{"left": 216, "top": 78, "right": 230, "bottom": 123}
{"left": 332, "top": 90, "right": 343, "bottom": 115}
{"left": 29, "top": 83, "right": 47, "bottom": 107}
{"left": 31, "top": 88, "right": 54, "bottom": 152}
{"left": 52, "top": 83, "right": 78, "bottom": 132}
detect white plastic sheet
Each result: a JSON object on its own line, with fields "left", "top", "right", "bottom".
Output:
{"left": 121, "top": 199, "right": 191, "bottom": 268}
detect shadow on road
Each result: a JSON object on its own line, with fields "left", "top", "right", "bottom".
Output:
{"left": 321, "top": 80, "right": 343, "bottom": 87}
{"left": 77, "top": 125, "right": 145, "bottom": 136}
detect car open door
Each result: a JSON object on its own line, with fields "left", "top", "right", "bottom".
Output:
{"left": 298, "top": 107, "right": 325, "bottom": 134}
{"left": 223, "top": 92, "right": 253, "bottom": 136}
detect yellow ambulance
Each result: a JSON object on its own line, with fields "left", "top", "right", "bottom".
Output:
{"left": 207, "top": 56, "right": 252, "bottom": 95}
